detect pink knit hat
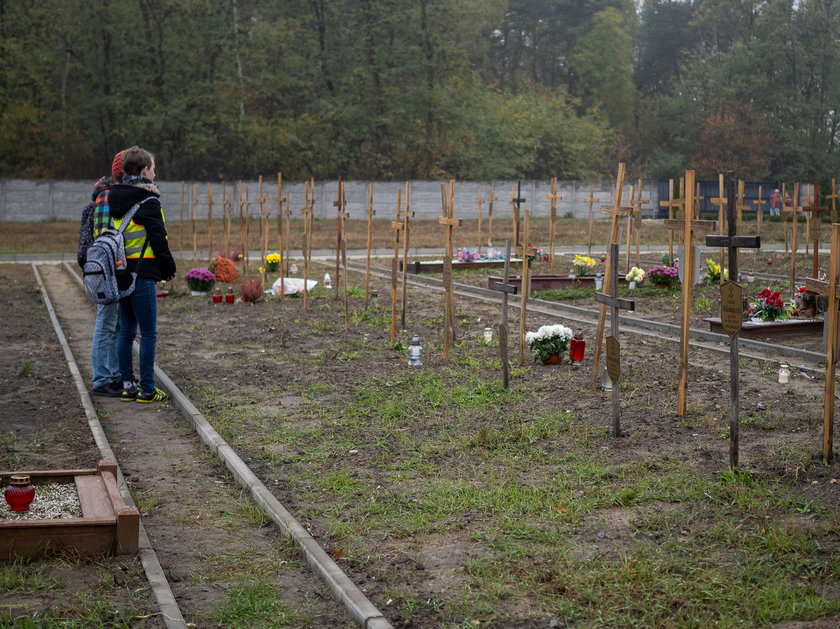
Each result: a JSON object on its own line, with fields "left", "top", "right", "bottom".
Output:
{"left": 111, "top": 150, "right": 126, "bottom": 178}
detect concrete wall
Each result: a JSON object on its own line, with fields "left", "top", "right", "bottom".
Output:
{"left": 0, "top": 179, "right": 661, "bottom": 222}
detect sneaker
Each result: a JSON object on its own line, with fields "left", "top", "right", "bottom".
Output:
{"left": 92, "top": 381, "right": 123, "bottom": 398}
{"left": 136, "top": 387, "right": 169, "bottom": 404}
{"left": 121, "top": 385, "right": 139, "bottom": 402}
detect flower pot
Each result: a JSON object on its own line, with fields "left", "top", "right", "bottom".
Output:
{"left": 655, "top": 283, "right": 672, "bottom": 290}
{"left": 629, "top": 281, "right": 637, "bottom": 290}
{"left": 541, "top": 354, "right": 563, "bottom": 365}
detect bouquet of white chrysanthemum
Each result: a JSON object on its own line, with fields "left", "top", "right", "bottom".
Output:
{"left": 525, "top": 324, "right": 574, "bottom": 362}
{"left": 626, "top": 266, "right": 645, "bottom": 283}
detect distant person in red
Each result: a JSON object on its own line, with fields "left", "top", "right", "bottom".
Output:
{"left": 770, "top": 189, "right": 781, "bottom": 216}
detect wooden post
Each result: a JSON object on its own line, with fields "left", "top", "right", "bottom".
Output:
{"left": 787, "top": 183, "right": 801, "bottom": 300}
{"left": 710, "top": 174, "right": 728, "bottom": 285}
{"left": 487, "top": 182, "right": 496, "bottom": 246}
{"left": 625, "top": 184, "right": 634, "bottom": 273}
{"left": 400, "top": 182, "right": 415, "bottom": 328}
{"left": 594, "top": 242, "right": 636, "bottom": 437}
{"left": 489, "top": 240, "right": 517, "bottom": 389}
{"left": 782, "top": 183, "right": 790, "bottom": 254}
{"left": 804, "top": 228, "right": 840, "bottom": 462}
{"left": 222, "top": 183, "right": 231, "bottom": 259}
{"left": 390, "top": 188, "right": 405, "bottom": 348}
{"left": 191, "top": 183, "right": 198, "bottom": 261}
{"left": 801, "top": 180, "right": 829, "bottom": 279}
{"left": 179, "top": 181, "right": 185, "bottom": 256}
{"left": 364, "top": 183, "right": 375, "bottom": 308}
{"left": 244, "top": 183, "right": 251, "bottom": 276}
{"left": 207, "top": 183, "right": 214, "bottom": 261}
{"left": 439, "top": 181, "right": 462, "bottom": 361}
{"left": 475, "top": 185, "right": 483, "bottom": 257}
{"left": 584, "top": 183, "right": 600, "bottom": 257}
{"left": 629, "top": 179, "right": 648, "bottom": 269}
{"left": 333, "top": 177, "right": 347, "bottom": 297}
{"left": 752, "top": 185, "right": 766, "bottom": 239}
{"left": 659, "top": 179, "right": 683, "bottom": 265}
{"left": 258, "top": 176, "right": 267, "bottom": 286}
{"left": 706, "top": 171, "right": 761, "bottom": 469}
{"left": 670, "top": 170, "right": 716, "bottom": 417}
{"left": 826, "top": 179, "right": 839, "bottom": 224}
{"left": 275, "top": 174, "right": 286, "bottom": 298}
{"left": 300, "top": 179, "right": 313, "bottom": 309}
{"left": 518, "top": 210, "right": 531, "bottom": 366}
{"left": 590, "top": 163, "right": 633, "bottom": 389}
{"left": 547, "top": 177, "right": 561, "bottom": 268}
{"left": 510, "top": 182, "right": 525, "bottom": 250}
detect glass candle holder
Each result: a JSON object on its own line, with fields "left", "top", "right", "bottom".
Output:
{"left": 778, "top": 364, "right": 790, "bottom": 384}
{"left": 483, "top": 327, "right": 493, "bottom": 343}
{"left": 225, "top": 287, "right": 235, "bottom": 304}
{"left": 212, "top": 289, "right": 222, "bottom": 304}
{"left": 5, "top": 475, "right": 35, "bottom": 511}
{"left": 569, "top": 334, "right": 585, "bottom": 362}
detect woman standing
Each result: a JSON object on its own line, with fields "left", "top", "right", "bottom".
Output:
{"left": 108, "top": 146, "right": 176, "bottom": 403}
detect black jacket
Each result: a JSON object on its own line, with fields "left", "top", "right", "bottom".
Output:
{"left": 108, "top": 180, "right": 177, "bottom": 282}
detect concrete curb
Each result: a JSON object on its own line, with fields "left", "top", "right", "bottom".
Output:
{"left": 41, "top": 263, "right": 187, "bottom": 629}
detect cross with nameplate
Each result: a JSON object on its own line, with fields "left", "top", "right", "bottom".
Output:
{"left": 590, "top": 163, "right": 633, "bottom": 390}
{"left": 801, "top": 180, "right": 829, "bottom": 279}
{"left": 490, "top": 239, "right": 517, "bottom": 389}
{"left": 804, "top": 225, "right": 840, "bottom": 463}
{"left": 706, "top": 171, "right": 761, "bottom": 469}
{"left": 595, "top": 242, "right": 635, "bottom": 437}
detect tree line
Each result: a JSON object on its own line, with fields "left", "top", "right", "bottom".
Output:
{"left": 1, "top": 1, "right": 837, "bottom": 185}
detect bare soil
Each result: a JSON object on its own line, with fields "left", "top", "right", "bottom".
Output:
{"left": 2, "top": 216, "right": 839, "bottom": 627}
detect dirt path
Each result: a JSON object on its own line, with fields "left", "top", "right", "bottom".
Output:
{"left": 15, "top": 264, "right": 354, "bottom": 628}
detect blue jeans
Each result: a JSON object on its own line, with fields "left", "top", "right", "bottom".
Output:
{"left": 91, "top": 303, "right": 120, "bottom": 388}
{"left": 118, "top": 279, "right": 158, "bottom": 394}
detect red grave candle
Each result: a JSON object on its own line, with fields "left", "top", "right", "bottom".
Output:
{"left": 569, "top": 333, "right": 585, "bottom": 362}
{"left": 5, "top": 475, "right": 35, "bottom": 511}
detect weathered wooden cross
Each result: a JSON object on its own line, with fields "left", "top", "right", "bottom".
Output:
{"left": 547, "top": 177, "right": 562, "bottom": 267}
{"left": 735, "top": 180, "right": 751, "bottom": 231}
{"left": 804, "top": 224, "right": 840, "bottom": 462}
{"left": 490, "top": 240, "right": 517, "bottom": 389}
{"left": 659, "top": 179, "right": 684, "bottom": 264}
{"left": 583, "top": 183, "right": 600, "bottom": 256}
{"left": 590, "top": 163, "right": 633, "bottom": 389}
{"left": 801, "top": 180, "right": 829, "bottom": 279}
{"left": 439, "top": 180, "right": 462, "bottom": 360}
{"left": 706, "top": 171, "right": 761, "bottom": 469}
{"left": 594, "top": 242, "right": 635, "bottom": 437}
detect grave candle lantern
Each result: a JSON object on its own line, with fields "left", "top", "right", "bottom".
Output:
{"left": 594, "top": 273, "right": 603, "bottom": 291}
{"left": 323, "top": 272, "right": 332, "bottom": 289}
{"left": 212, "top": 288, "right": 222, "bottom": 304}
{"left": 408, "top": 335, "right": 423, "bottom": 366}
{"left": 225, "top": 286, "right": 235, "bottom": 304}
{"left": 778, "top": 363, "right": 790, "bottom": 384}
{"left": 569, "top": 332, "right": 585, "bottom": 362}
{"left": 4, "top": 475, "right": 35, "bottom": 512}
{"left": 483, "top": 327, "right": 493, "bottom": 344}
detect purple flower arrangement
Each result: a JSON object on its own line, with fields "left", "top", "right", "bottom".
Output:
{"left": 185, "top": 267, "right": 217, "bottom": 292}
{"left": 646, "top": 264, "right": 680, "bottom": 287}
{"left": 456, "top": 247, "right": 480, "bottom": 263}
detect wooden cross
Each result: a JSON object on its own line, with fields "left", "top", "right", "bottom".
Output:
{"left": 486, "top": 182, "right": 496, "bottom": 246}
{"left": 222, "top": 182, "right": 231, "bottom": 261}
{"left": 364, "top": 183, "right": 375, "bottom": 308}
{"left": 663, "top": 212, "right": 716, "bottom": 288}
{"left": 672, "top": 170, "right": 717, "bottom": 416}
{"left": 439, "top": 180, "right": 462, "bottom": 360}
{"left": 735, "top": 180, "right": 751, "bottom": 230}
{"left": 659, "top": 179, "right": 684, "bottom": 264}
{"left": 257, "top": 176, "right": 268, "bottom": 286}
{"left": 547, "top": 177, "right": 562, "bottom": 267}
{"left": 489, "top": 239, "right": 517, "bottom": 389}
{"left": 804, "top": 225, "right": 840, "bottom": 462}
{"left": 590, "top": 163, "right": 633, "bottom": 389}
{"left": 274, "top": 173, "right": 287, "bottom": 297}
{"left": 583, "top": 183, "right": 600, "bottom": 256}
{"left": 333, "top": 177, "right": 348, "bottom": 296}
{"left": 752, "top": 185, "right": 766, "bottom": 239}
{"left": 710, "top": 174, "right": 728, "bottom": 285}
{"left": 706, "top": 171, "right": 761, "bottom": 469}
{"left": 595, "top": 242, "right": 635, "bottom": 437}
{"left": 390, "top": 187, "right": 406, "bottom": 348}
{"left": 825, "top": 178, "right": 839, "bottom": 223}
{"left": 510, "top": 181, "right": 526, "bottom": 250}
{"left": 801, "top": 180, "right": 829, "bottom": 279}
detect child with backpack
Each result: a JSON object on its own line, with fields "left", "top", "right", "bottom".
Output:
{"left": 77, "top": 150, "right": 126, "bottom": 397}
{"left": 107, "top": 146, "right": 177, "bottom": 403}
